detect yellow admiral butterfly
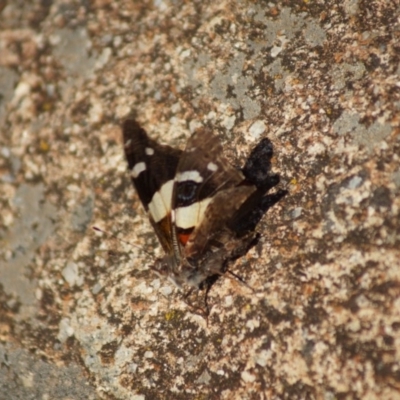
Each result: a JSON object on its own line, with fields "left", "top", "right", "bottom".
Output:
{"left": 123, "top": 118, "right": 286, "bottom": 302}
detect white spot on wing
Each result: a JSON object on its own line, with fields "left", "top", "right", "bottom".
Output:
{"left": 131, "top": 162, "right": 146, "bottom": 178}
{"left": 124, "top": 139, "right": 132, "bottom": 147}
{"left": 175, "top": 198, "right": 212, "bottom": 229}
{"left": 176, "top": 170, "right": 203, "bottom": 183}
{"left": 148, "top": 180, "right": 174, "bottom": 223}
{"left": 145, "top": 147, "right": 154, "bottom": 156}
{"left": 207, "top": 162, "right": 218, "bottom": 172}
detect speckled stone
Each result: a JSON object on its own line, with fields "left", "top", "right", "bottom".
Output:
{"left": 0, "top": 1, "right": 399, "bottom": 399}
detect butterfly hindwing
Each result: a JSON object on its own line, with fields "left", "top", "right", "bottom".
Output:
{"left": 172, "top": 129, "right": 256, "bottom": 258}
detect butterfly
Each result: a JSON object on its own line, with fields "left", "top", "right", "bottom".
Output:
{"left": 122, "top": 118, "right": 286, "bottom": 306}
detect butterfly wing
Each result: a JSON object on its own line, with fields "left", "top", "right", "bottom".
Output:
{"left": 122, "top": 118, "right": 182, "bottom": 254}
{"left": 172, "top": 129, "right": 256, "bottom": 259}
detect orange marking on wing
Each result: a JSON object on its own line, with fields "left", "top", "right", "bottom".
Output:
{"left": 178, "top": 233, "right": 191, "bottom": 246}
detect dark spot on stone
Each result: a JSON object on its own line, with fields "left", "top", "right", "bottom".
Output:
{"left": 370, "top": 186, "right": 391, "bottom": 209}
{"left": 226, "top": 84, "right": 237, "bottom": 99}
{"left": 121, "top": 324, "right": 133, "bottom": 336}
{"left": 343, "top": 294, "right": 360, "bottom": 314}
{"left": 371, "top": 280, "right": 400, "bottom": 295}
{"left": 282, "top": 380, "right": 316, "bottom": 399}
{"left": 304, "top": 298, "right": 328, "bottom": 325}
{"left": 106, "top": 304, "right": 122, "bottom": 326}
{"left": 99, "top": 340, "right": 119, "bottom": 364}
{"left": 301, "top": 340, "right": 315, "bottom": 365}
{"left": 262, "top": 304, "right": 294, "bottom": 325}
{"left": 392, "top": 322, "right": 400, "bottom": 331}
{"left": 383, "top": 335, "right": 394, "bottom": 346}
{"left": 366, "top": 53, "right": 381, "bottom": 71}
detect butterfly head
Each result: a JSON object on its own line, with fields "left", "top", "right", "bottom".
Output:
{"left": 152, "top": 255, "right": 211, "bottom": 290}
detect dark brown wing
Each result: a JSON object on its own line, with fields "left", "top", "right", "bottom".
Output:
{"left": 122, "top": 118, "right": 182, "bottom": 254}
{"left": 172, "top": 129, "right": 256, "bottom": 258}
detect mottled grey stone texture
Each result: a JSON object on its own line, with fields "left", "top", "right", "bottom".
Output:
{"left": 0, "top": 0, "right": 399, "bottom": 399}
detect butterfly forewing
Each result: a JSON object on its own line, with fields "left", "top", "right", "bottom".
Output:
{"left": 123, "top": 119, "right": 182, "bottom": 254}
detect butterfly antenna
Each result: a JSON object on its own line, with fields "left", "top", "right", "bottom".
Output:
{"left": 225, "top": 269, "right": 255, "bottom": 292}
{"left": 92, "top": 226, "right": 156, "bottom": 262}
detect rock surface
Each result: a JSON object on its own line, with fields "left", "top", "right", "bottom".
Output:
{"left": 0, "top": 0, "right": 399, "bottom": 399}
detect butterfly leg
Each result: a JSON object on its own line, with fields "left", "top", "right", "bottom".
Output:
{"left": 181, "top": 285, "right": 211, "bottom": 319}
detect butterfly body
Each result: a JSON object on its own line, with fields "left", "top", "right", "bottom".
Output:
{"left": 122, "top": 118, "right": 285, "bottom": 291}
